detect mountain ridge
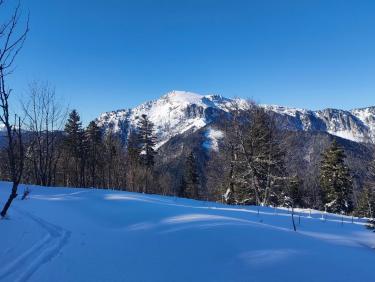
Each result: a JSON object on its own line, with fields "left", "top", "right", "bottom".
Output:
{"left": 97, "top": 90, "right": 375, "bottom": 147}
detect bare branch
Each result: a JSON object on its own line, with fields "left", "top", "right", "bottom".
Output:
{"left": 0, "top": 0, "right": 28, "bottom": 217}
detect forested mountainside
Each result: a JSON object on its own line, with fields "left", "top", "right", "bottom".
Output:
{"left": 95, "top": 91, "right": 375, "bottom": 208}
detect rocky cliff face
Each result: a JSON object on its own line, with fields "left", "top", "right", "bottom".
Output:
{"left": 265, "top": 105, "right": 375, "bottom": 143}
{"left": 96, "top": 90, "right": 375, "bottom": 147}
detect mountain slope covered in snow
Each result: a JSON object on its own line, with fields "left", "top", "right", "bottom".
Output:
{"left": 97, "top": 91, "right": 236, "bottom": 148}
{"left": 1, "top": 182, "right": 374, "bottom": 282}
{"left": 97, "top": 91, "right": 375, "bottom": 147}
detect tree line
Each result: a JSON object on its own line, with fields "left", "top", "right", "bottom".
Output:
{"left": 1, "top": 81, "right": 375, "bottom": 226}
{"left": 205, "top": 102, "right": 375, "bottom": 229}
{"left": 3, "top": 83, "right": 375, "bottom": 226}
{"left": 0, "top": 0, "right": 374, "bottom": 227}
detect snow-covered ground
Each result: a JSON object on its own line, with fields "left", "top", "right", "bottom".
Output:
{"left": 1, "top": 182, "right": 375, "bottom": 282}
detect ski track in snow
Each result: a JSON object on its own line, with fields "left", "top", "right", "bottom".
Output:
{"left": 0, "top": 208, "right": 70, "bottom": 282}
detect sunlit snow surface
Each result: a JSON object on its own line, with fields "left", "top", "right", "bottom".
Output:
{"left": 203, "top": 127, "right": 224, "bottom": 151}
{"left": 1, "top": 182, "right": 375, "bottom": 282}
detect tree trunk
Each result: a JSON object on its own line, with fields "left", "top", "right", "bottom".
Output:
{"left": 291, "top": 206, "right": 297, "bottom": 232}
{"left": 1, "top": 183, "right": 19, "bottom": 217}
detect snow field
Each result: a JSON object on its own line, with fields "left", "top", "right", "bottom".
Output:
{"left": 1, "top": 182, "right": 375, "bottom": 282}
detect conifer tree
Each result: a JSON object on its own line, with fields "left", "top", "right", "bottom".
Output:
{"left": 319, "top": 139, "right": 353, "bottom": 214}
{"left": 138, "top": 114, "right": 156, "bottom": 168}
{"left": 85, "top": 121, "right": 103, "bottom": 187}
{"left": 134, "top": 114, "right": 157, "bottom": 193}
{"left": 185, "top": 152, "right": 200, "bottom": 199}
{"left": 126, "top": 129, "right": 142, "bottom": 192}
{"left": 356, "top": 159, "right": 375, "bottom": 230}
{"left": 64, "top": 110, "right": 85, "bottom": 187}
{"left": 356, "top": 186, "right": 375, "bottom": 218}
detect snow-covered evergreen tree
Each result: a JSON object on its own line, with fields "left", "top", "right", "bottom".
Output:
{"left": 137, "top": 114, "right": 156, "bottom": 168}
{"left": 355, "top": 159, "right": 375, "bottom": 230}
{"left": 319, "top": 139, "right": 353, "bottom": 214}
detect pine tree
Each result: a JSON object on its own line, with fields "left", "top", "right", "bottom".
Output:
{"left": 356, "top": 159, "right": 375, "bottom": 230}
{"left": 126, "top": 129, "right": 142, "bottom": 192}
{"left": 319, "top": 139, "right": 353, "bottom": 214}
{"left": 133, "top": 114, "right": 157, "bottom": 193}
{"left": 64, "top": 110, "right": 85, "bottom": 187}
{"left": 356, "top": 186, "right": 375, "bottom": 218}
{"left": 185, "top": 152, "right": 200, "bottom": 199}
{"left": 137, "top": 114, "right": 156, "bottom": 168}
{"left": 65, "top": 110, "right": 83, "bottom": 143}
{"left": 85, "top": 121, "right": 103, "bottom": 187}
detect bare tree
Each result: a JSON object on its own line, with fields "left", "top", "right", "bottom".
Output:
{"left": 0, "top": 0, "right": 29, "bottom": 217}
{"left": 22, "top": 81, "right": 67, "bottom": 186}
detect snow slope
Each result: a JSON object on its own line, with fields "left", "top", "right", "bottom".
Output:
{"left": 202, "top": 127, "right": 224, "bottom": 151}
{"left": 1, "top": 182, "right": 375, "bottom": 282}
{"left": 97, "top": 91, "right": 375, "bottom": 147}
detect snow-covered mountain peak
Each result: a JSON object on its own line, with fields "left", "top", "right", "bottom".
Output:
{"left": 261, "top": 104, "right": 311, "bottom": 117}
{"left": 97, "top": 91, "right": 375, "bottom": 147}
{"left": 159, "top": 90, "right": 234, "bottom": 110}
{"left": 97, "top": 90, "right": 229, "bottom": 148}
{"left": 161, "top": 90, "right": 204, "bottom": 105}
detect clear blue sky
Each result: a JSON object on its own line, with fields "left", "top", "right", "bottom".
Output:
{"left": 4, "top": 0, "right": 375, "bottom": 124}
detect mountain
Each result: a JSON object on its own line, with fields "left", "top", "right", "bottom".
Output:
{"left": 97, "top": 90, "right": 375, "bottom": 147}
{"left": 264, "top": 105, "right": 375, "bottom": 143}
{"left": 96, "top": 90, "right": 237, "bottom": 148}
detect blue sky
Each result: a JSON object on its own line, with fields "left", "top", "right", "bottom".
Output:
{"left": 4, "top": 0, "right": 375, "bottom": 124}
